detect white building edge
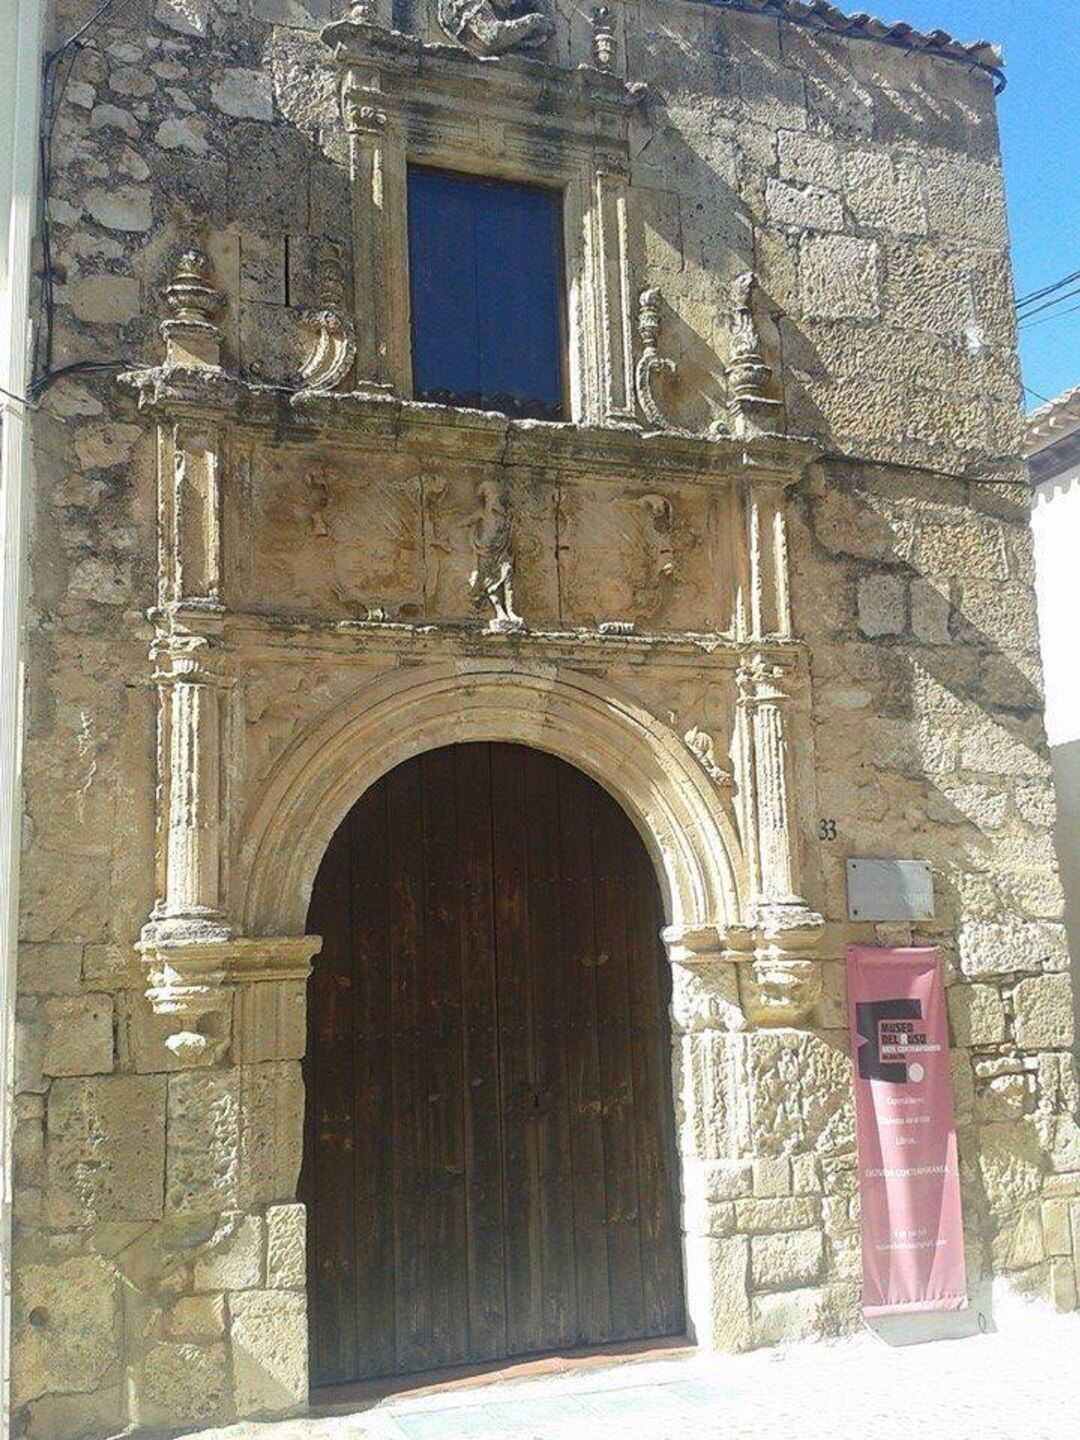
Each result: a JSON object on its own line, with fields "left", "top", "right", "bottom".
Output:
{"left": 1025, "top": 386, "right": 1080, "bottom": 1045}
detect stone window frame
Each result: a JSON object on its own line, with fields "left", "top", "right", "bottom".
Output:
{"left": 328, "top": 20, "right": 644, "bottom": 429}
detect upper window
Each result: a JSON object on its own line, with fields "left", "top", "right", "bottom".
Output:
{"left": 407, "top": 167, "right": 566, "bottom": 421}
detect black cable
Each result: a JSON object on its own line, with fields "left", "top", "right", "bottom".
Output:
{"left": 32, "top": 0, "right": 141, "bottom": 394}
{"left": 1016, "top": 283, "right": 1080, "bottom": 324}
{"left": 1019, "top": 299, "right": 1080, "bottom": 333}
{"left": 1016, "top": 269, "right": 1080, "bottom": 310}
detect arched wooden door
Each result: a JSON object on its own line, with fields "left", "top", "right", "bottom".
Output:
{"left": 301, "top": 742, "right": 685, "bottom": 1387}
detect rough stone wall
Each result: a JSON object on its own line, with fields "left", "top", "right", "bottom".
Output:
{"left": 10, "top": 2, "right": 1077, "bottom": 1437}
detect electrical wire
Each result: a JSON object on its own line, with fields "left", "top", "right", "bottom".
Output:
{"left": 32, "top": 0, "right": 140, "bottom": 398}
{"left": 1016, "top": 283, "right": 1080, "bottom": 324}
{"left": 1019, "top": 299, "right": 1080, "bottom": 333}
{"left": 1016, "top": 268, "right": 1080, "bottom": 310}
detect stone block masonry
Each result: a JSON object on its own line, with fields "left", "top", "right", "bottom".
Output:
{"left": 7, "top": 1, "right": 1077, "bottom": 1436}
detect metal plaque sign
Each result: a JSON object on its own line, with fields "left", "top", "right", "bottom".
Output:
{"left": 847, "top": 858, "right": 934, "bottom": 922}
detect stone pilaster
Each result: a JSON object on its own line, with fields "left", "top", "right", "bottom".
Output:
{"left": 588, "top": 154, "right": 639, "bottom": 428}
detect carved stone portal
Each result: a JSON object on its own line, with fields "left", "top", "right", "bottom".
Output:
{"left": 437, "top": 1, "right": 555, "bottom": 57}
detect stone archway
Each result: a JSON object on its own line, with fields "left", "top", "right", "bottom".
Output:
{"left": 237, "top": 659, "right": 746, "bottom": 942}
{"left": 230, "top": 658, "right": 755, "bottom": 1365}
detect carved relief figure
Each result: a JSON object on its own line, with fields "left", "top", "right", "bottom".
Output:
{"left": 437, "top": 0, "right": 555, "bottom": 58}
{"left": 470, "top": 478, "right": 523, "bottom": 629}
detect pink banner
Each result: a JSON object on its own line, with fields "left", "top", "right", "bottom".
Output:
{"left": 846, "top": 946, "right": 967, "bottom": 1317}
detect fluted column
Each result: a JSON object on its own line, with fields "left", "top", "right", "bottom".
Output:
{"left": 588, "top": 154, "right": 639, "bottom": 428}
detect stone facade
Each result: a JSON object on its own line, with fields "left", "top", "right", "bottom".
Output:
{"left": 8, "top": 1, "right": 1078, "bottom": 1436}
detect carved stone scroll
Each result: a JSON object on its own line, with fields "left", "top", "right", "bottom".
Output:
{"left": 634, "top": 287, "right": 680, "bottom": 431}
{"left": 437, "top": 1, "right": 555, "bottom": 57}
{"left": 296, "top": 241, "right": 357, "bottom": 395}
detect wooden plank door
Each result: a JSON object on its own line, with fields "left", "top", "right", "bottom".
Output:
{"left": 302, "top": 743, "right": 685, "bottom": 1387}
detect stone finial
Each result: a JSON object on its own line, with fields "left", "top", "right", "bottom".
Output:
{"left": 727, "top": 271, "right": 771, "bottom": 401}
{"left": 592, "top": 8, "right": 616, "bottom": 71}
{"left": 161, "top": 248, "right": 225, "bottom": 369}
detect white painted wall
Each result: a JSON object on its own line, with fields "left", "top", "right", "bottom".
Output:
{"left": 1, "top": 0, "right": 46, "bottom": 1428}
{"left": 1032, "top": 461, "right": 1080, "bottom": 1051}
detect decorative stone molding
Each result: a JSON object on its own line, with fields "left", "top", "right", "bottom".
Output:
{"left": 634, "top": 287, "right": 681, "bottom": 432}
{"left": 296, "top": 242, "right": 357, "bottom": 396}
{"left": 437, "top": 0, "right": 554, "bottom": 56}
{"left": 591, "top": 8, "right": 616, "bottom": 72}
{"left": 238, "top": 660, "right": 744, "bottom": 940}
{"left": 730, "top": 648, "right": 824, "bottom": 1025}
{"left": 684, "top": 725, "right": 732, "bottom": 787}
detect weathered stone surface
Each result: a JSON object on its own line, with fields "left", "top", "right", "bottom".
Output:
{"left": 212, "top": 69, "right": 275, "bottom": 121}
{"left": 193, "top": 1214, "right": 265, "bottom": 1292}
{"left": 230, "top": 1290, "right": 308, "bottom": 1417}
{"left": 11, "top": 1256, "right": 118, "bottom": 1407}
{"left": 1013, "top": 974, "right": 1074, "bottom": 1050}
{"left": 266, "top": 1204, "right": 307, "bottom": 1290}
{"left": 142, "top": 1342, "right": 230, "bottom": 1428}
{"left": 11, "top": 2, "right": 1068, "bottom": 1429}
{"left": 41, "top": 994, "right": 113, "bottom": 1076}
{"left": 858, "top": 572, "right": 906, "bottom": 637}
{"left": 47, "top": 1076, "right": 166, "bottom": 1224}
{"left": 167, "top": 1294, "right": 227, "bottom": 1340}
{"left": 959, "top": 919, "right": 1070, "bottom": 979}
{"left": 799, "top": 234, "right": 879, "bottom": 319}
{"left": 751, "top": 1228, "right": 824, "bottom": 1289}
{"left": 69, "top": 275, "right": 141, "bottom": 324}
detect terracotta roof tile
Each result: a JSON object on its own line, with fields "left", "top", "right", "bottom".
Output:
{"left": 1024, "top": 386, "right": 1080, "bottom": 457}
{"left": 705, "top": 1, "right": 1005, "bottom": 88}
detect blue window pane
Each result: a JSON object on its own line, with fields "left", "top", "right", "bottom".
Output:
{"left": 408, "top": 167, "right": 565, "bottom": 420}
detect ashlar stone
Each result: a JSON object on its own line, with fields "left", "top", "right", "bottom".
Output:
{"left": 266, "top": 1203, "right": 307, "bottom": 1290}
{"left": 41, "top": 994, "right": 113, "bottom": 1076}
{"left": 1013, "top": 974, "right": 1075, "bottom": 1051}
{"left": 751, "top": 1228, "right": 824, "bottom": 1289}
{"left": 858, "top": 572, "right": 907, "bottom": 637}
{"left": 193, "top": 1214, "right": 264, "bottom": 1292}
{"left": 799, "top": 234, "right": 879, "bottom": 319}
{"left": 11, "top": 1256, "right": 118, "bottom": 1408}
{"left": 230, "top": 1290, "right": 308, "bottom": 1418}
{"left": 142, "top": 1342, "right": 230, "bottom": 1428}
{"left": 47, "top": 1075, "right": 166, "bottom": 1225}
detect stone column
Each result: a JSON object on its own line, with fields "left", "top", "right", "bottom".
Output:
{"left": 588, "top": 155, "right": 639, "bottom": 428}
{"left": 340, "top": 67, "right": 402, "bottom": 394}
{"left": 733, "top": 653, "right": 823, "bottom": 1026}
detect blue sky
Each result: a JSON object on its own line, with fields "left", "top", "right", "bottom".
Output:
{"left": 890, "top": 0, "right": 1080, "bottom": 405}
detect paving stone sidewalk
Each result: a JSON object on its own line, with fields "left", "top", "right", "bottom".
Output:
{"left": 187, "top": 1296, "right": 1080, "bottom": 1440}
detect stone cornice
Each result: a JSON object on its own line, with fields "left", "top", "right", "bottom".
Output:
{"left": 117, "top": 369, "right": 821, "bottom": 484}
{"left": 321, "top": 19, "right": 646, "bottom": 125}
{"left": 219, "top": 612, "right": 810, "bottom": 669}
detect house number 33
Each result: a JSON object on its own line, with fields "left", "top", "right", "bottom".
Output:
{"left": 818, "top": 819, "right": 838, "bottom": 841}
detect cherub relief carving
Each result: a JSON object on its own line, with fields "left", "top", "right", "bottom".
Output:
{"left": 470, "top": 478, "right": 524, "bottom": 629}
{"left": 437, "top": 0, "right": 554, "bottom": 58}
